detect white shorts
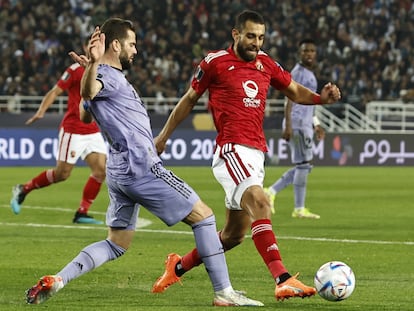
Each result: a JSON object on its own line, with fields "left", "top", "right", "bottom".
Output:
{"left": 57, "top": 128, "right": 107, "bottom": 164}
{"left": 212, "top": 143, "right": 265, "bottom": 210}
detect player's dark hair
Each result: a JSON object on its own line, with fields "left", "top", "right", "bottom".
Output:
{"left": 299, "top": 38, "right": 316, "bottom": 47}
{"left": 234, "top": 10, "right": 265, "bottom": 31}
{"left": 100, "top": 18, "right": 135, "bottom": 50}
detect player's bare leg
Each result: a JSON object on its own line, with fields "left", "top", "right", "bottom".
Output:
{"left": 10, "top": 161, "right": 74, "bottom": 214}
{"left": 73, "top": 152, "right": 106, "bottom": 224}
{"left": 219, "top": 208, "right": 251, "bottom": 250}
{"left": 27, "top": 228, "right": 132, "bottom": 304}
{"left": 239, "top": 185, "right": 316, "bottom": 300}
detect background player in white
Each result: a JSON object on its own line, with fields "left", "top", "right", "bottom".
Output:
{"left": 264, "top": 39, "right": 324, "bottom": 219}
{"left": 10, "top": 38, "right": 106, "bottom": 224}
{"left": 25, "top": 18, "right": 263, "bottom": 307}
{"left": 152, "top": 10, "right": 341, "bottom": 301}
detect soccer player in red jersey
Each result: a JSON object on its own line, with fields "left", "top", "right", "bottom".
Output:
{"left": 152, "top": 10, "right": 341, "bottom": 301}
{"left": 10, "top": 40, "right": 106, "bottom": 225}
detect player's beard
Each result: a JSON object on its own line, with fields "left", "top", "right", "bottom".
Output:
{"left": 120, "top": 50, "right": 132, "bottom": 70}
{"left": 236, "top": 43, "right": 257, "bottom": 62}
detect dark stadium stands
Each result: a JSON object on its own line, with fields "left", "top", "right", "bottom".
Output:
{"left": 1, "top": 0, "right": 413, "bottom": 114}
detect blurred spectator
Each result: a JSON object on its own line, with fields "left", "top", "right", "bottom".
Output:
{"left": 0, "top": 0, "right": 413, "bottom": 115}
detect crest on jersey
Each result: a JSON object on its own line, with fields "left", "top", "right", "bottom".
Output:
{"left": 255, "top": 61, "right": 264, "bottom": 71}
{"left": 194, "top": 65, "right": 204, "bottom": 81}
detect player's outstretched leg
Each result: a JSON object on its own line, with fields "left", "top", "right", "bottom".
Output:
{"left": 73, "top": 211, "right": 104, "bottom": 224}
{"left": 26, "top": 275, "right": 64, "bottom": 304}
{"left": 152, "top": 253, "right": 183, "bottom": 293}
{"left": 213, "top": 288, "right": 264, "bottom": 306}
{"left": 275, "top": 273, "right": 316, "bottom": 301}
{"left": 292, "top": 208, "right": 320, "bottom": 219}
{"left": 263, "top": 187, "right": 276, "bottom": 214}
{"left": 10, "top": 184, "right": 27, "bottom": 214}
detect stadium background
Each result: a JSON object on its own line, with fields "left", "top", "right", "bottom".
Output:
{"left": 2, "top": 0, "right": 413, "bottom": 107}
{"left": 1, "top": 0, "right": 413, "bottom": 166}
{"left": 0, "top": 3, "right": 413, "bottom": 309}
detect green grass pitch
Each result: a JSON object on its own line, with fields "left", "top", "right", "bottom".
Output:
{"left": 1, "top": 166, "right": 413, "bottom": 310}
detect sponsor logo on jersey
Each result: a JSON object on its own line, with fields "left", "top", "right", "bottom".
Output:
{"left": 242, "top": 80, "right": 261, "bottom": 108}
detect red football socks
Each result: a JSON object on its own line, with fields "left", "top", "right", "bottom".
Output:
{"left": 23, "top": 169, "right": 55, "bottom": 193}
{"left": 251, "top": 219, "right": 288, "bottom": 279}
{"left": 78, "top": 175, "right": 103, "bottom": 214}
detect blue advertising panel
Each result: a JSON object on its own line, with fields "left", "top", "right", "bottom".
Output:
{"left": 1, "top": 128, "right": 413, "bottom": 166}
{"left": 0, "top": 129, "right": 60, "bottom": 166}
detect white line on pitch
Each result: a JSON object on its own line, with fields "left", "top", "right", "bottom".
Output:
{"left": 0, "top": 221, "right": 412, "bottom": 246}
{"left": 2, "top": 204, "right": 412, "bottom": 246}
{"left": 1, "top": 204, "right": 106, "bottom": 216}
{"left": 0, "top": 204, "right": 151, "bottom": 228}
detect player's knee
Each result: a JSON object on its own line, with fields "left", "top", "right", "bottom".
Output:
{"left": 185, "top": 200, "right": 213, "bottom": 224}
{"left": 241, "top": 186, "right": 271, "bottom": 218}
{"left": 92, "top": 171, "right": 106, "bottom": 182}
{"left": 296, "top": 162, "right": 313, "bottom": 172}
{"left": 108, "top": 230, "right": 134, "bottom": 250}
{"left": 256, "top": 196, "right": 272, "bottom": 217}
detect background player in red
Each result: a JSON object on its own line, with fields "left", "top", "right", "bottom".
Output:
{"left": 10, "top": 39, "right": 107, "bottom": 225}
{"left": 152, "top": 10, "right": 341, "bottom": 301}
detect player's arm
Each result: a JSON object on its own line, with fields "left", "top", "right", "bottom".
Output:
{"left": 25, "top": 85, "right": 64, "bottom": 125}
{"left": 154, "top": 87, "right": 200, "bottom": 155}
{"left": 282, "top": 79, "right": 341, "bottom": 105}
{"left": 313, "top": 116, "right": 325, "bottom": 140}
{"left": 75, "top": 27, "right": 104, "bottom": 100}
{"left": 282, "top": 98, "right": 293, "bottom": 141}
{"left": 81, "top": 61, "right": 102, "bottom": 100}
{"left": 79, "top": 99, "right": 93, "bottom": 124}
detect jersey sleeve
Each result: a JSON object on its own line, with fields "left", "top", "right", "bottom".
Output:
{"left": 56, "top": 65, "right": 76, "bottom": 91}
{"left": 269, "top": 60, "right": 292, "bottom": 90}
{"left": 96, "top": 66, "right": 119, "bottom": 97}
{"left": 191, "top": 57, "right": 214, "bottom": 96}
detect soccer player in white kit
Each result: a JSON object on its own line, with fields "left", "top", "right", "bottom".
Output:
{"left": 25, "top": 18, "right": 263, "bottom": 307}
{"left": 152, "top": 10, "right": 340, "bottom": 301}
{"left": 264, "top": 39, "right": 324, "bottom": 219}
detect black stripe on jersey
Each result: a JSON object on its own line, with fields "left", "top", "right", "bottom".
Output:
{"left": 151, "top": 163, "right": 192, "bottom": 199}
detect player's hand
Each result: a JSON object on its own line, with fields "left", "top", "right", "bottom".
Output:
{"left": 25, "top": 112, "right": 43, "bottom": 125}
{"left": 69, "top": 27, "right": 105, "bottom": 66}
{"left": 315, "top": 125, "right": 325, "bottom": 140}
{"left": 154, "top": 135, "right": 167, "bottom": 155}
{"left": 282, "top": 127, "right": 292, "bottom": 141}
{"left": 320, "top": 82, "right": 341, "bottom": 104}
{"left": 88, "top": 26, "right": 105, "bottom": 63}
{"left": 69, "top": 51, "right": 90, "bottom": 67}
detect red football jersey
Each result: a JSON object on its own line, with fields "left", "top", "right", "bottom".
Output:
{"left": 57, "top": 63, "right": 100, "bottom": 134}
{"left": 191, "top": 46, "right": 291, "bottom": 152}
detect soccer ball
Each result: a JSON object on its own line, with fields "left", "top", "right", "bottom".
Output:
{"left": 314, "top": 261, "right": 355, "bottom": 301}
